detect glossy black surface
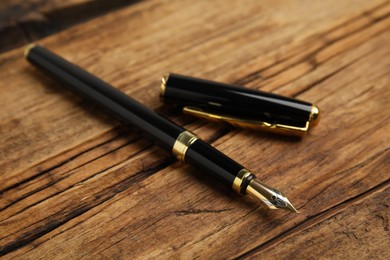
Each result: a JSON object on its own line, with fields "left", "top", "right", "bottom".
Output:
{"left": 164, "top": 73, "right": 313, "bottom": 128}
{"left": 27, "top": 46, "right": 184, "bottom": 151}
{"left": 26, "top": 46, "right": 257, "bottom": 192}
{"left": 185, "top": 139, "right": 243, "bottom": 187}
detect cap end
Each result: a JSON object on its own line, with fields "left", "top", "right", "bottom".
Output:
{"left": 309, "top": 105, "right": 320, "bottom": 126}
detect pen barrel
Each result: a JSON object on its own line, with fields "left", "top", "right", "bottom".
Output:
{"left": 26, "top": 45, "right": 184, "bottom": 151}
{"left": 163, "top": 73, "right": 315, "bottom": 129}
{"left": 185, "top": 139, "right": 253, "bottom": 192}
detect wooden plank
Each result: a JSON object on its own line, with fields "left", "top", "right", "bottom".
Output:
{"left": 243, "top": 182, "right": 390, "bottom": 259}
{"left": 0, "top": 0, "right": 140, "bottom": 53}
{"left": 0, "top": 0, "right": 389, "bottom": 258}
{"left": 1, "top": 0, "right": 387, "bottom": 193}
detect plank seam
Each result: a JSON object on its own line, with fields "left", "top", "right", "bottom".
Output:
{"left": 236, "top": 179, "right": 390, "bottom": 259}
{"left": 235, "top": 3, "right": 390, "bottom": 87}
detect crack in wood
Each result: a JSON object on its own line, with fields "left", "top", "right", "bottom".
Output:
{"left": 190, "top": 206, "right": 262, "bottom": 252}
{"left": 274, "top": 17, "right": 388, "bottom": 95}
{"left": 1, "top": 120, "right": 226, "bottom": 217}
{"left": 0, "top": 126, "right": 129, "bottom": 195}
{"left": 0, "top": 156, "right": 171, "bottom": 256}
{"left": 291, "top": 46, "right": 380, "bottom": 98}
{"left": 0, "top": 134, "right": 136, "bottom": 211}
{"left": 0, "top": 142, "right": 156, "bottom": 220}
{"left": 174, "top": 208, "right": 234, "bottom": 216}
{"left": 0, "top": 0, "right": 144, "bottom": 53}
{"left": 236, "top": 179, "right": 390, "bottom": 259}
{"left": 298, "top": 147, "right": 389, "bottom": 210}
{"left": 235, "top": 7, "right": 390, "bottom": 89}
{"left": 0, "top": 124, "right": 231, "bottom": 256}
{"left": 8, "top": 12, "right": 384, "bottom": 202}
{"left": 1, "top": 1, "right": 389, "bottom": 258}
{"left": 4, "top": 0, "right": 388, "bottom": 199}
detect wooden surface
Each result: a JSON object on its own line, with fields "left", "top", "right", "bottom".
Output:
{"left": 0, "top": 0, "right": 139, "bottom": 53}
{"left": 0, "top": 0, "right": 389, "bottom": 258}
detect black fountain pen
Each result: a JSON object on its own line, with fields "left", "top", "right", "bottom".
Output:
{"left": 25, "top": 44, "right": 298, "bottom": 213}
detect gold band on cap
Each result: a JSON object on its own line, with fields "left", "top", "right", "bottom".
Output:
{"left": 172, "top": 131, "right": 198, "bottom": 162}
{"left": 232, "top": 169, "right": 252, "bottom": 194}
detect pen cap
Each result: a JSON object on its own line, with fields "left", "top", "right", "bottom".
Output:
{"left": 160, "top": 73, "right": 319, "bottom": 136}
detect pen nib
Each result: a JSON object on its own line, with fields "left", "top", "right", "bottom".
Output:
{"left": 282, "top": 196, "right": 300, "bottom": 213}
{"left": 245, "top": 179, "right": 299, "bottom": 213}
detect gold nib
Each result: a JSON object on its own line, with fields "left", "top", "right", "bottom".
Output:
{"left": 246, "top": 179, "right": 299, "bottom": 213}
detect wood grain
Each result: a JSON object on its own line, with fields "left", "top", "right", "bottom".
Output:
{"left": 0, "top": 0, "right": 139, "bottom": 53}
{"left": 243, "top": 182, "right": 390, "bottom": 259}
{"left": 0, "top": 0, "right": 389, "bottom": 258}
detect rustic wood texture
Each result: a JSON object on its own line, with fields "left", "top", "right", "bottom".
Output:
{"left": 0, "top": 0, "right": 389, "bottom": 258}
{"left": 0, "top": 0, "right": 139, "bottom": 53}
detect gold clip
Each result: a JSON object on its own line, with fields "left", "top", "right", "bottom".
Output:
{"left": 183, "top": 106, "right": 311, "bottom": 136}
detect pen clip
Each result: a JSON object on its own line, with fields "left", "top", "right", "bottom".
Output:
{"left": 183, "top": 106, "right": 310, "bottom": 136}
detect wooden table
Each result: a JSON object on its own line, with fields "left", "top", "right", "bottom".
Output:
{"left": 1, "top": 0, "right": 389, "bottom": 258}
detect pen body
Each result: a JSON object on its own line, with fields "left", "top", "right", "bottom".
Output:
{"left": 25, "top": 45, "right": 299, "bottom": 212}
{"left": 26, "top": 45, "right": 246, "bottom": 189}
{"left": 186, "top": 139, "right": 251, "bottom": 188}
{"left": 27, "top": 46, "right": 184, "bottom": 151}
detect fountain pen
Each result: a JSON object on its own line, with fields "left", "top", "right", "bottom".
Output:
{"left": 24, "top": 44, "right": 298, "bottom": 213}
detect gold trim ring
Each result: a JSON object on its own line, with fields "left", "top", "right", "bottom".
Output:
{"left": 172, "top": 131, "right": 198, "bottom": 162}
{"left": 232, "top": 169, "right": 252, "bottom": 194}
{"left": 24, "top": 43, "right": 37, "bottom": 58}
{"left": 160, "top": 74, "right": 169, "bottom": 97}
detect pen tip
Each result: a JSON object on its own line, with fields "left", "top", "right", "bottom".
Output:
{"left": 246, "top": 179, "right": 300, "bottom": 214}
{"left": 284, "top": 197, "right": 300, "bottom": 213}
